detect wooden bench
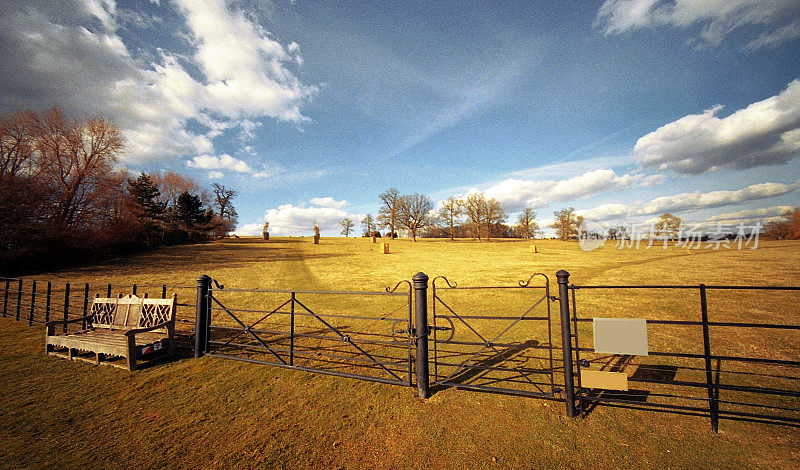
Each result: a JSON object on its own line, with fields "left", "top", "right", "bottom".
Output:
{"left": 45, "top": 294, "right": 177, "bottom": 371}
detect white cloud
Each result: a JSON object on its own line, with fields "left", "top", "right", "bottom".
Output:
{"left": 0, "top": 0, "right": 316, "bottom": 163}
{"left": 309, "top": 197, "right": 349, "bottom": 209}
{"left": 481, "top": 169, "right": 640, "bottom": 211}
{"left": 187, "top": 154, "right": 252, "bottom": 173}
{"left": 509, "top": 155, "right": 634, "bottom": 179}
{"left": 639, "top": 181, "right": 800, "bottom": 215}
{"left": 595, "top": 0, "right": 800, "bottom": 48}
{"left": 634, "top": 79, "right": 800, "bottom": 174}
{"left": 746, "top": 19, "right": 800, "bottom": 51}
{"left": 208, "top": 171, "right": 224, "bottom": 179}
{"left": 706, "top": 206, "right": 793, "bottom": 222}
{"left": 236, "top": 222, "right": 263, "bottom": 236}
{"left": 261, "top": 201, "right": 362, "bottom": 236}
{"left": 174, "top": 0, "right": 317, "bottom": 122}
{"left": 576, "top": 203, "right": 632, "bottom": 221}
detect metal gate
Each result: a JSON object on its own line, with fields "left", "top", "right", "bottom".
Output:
{"left": 430, "top": 273, "right": 558, "bottom": 398}
{"left": 198, "top": 276, "right": 414, "bottom": 386}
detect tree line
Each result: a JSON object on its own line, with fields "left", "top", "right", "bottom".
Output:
{"left": 339, "top": 188, "right": 544, "bottom": 241}
{"left": 0, "top": 107, "right": 237, "bottom": 274}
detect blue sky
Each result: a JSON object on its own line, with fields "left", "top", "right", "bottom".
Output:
{"left": 1, "top": 0, "right": 799, "bottom": 235}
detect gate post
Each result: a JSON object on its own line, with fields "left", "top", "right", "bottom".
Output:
{"left": 413, "top": 272, "right": 430, "bottom": 398}
{"left": 195, "top": 275, "right": 212, "bottom": 358}
{"left": 556, "top": 270, "right": 577, "bottom": 418}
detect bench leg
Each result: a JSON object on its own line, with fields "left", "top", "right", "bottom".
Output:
{"left": 96, "top": 352, "right": 103, "bottom": 365}
{"left": 68, "top": 348, "right": 74, "bottom": 361}
{"left": 126, "top": 339, "right": 136, "bottom": 371}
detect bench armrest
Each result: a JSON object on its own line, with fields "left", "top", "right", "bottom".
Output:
{"left": 124, "top": 320, "right": 175, "bottom": 337}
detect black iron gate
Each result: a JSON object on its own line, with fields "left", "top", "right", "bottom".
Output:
{"left": 430, "top": 274, "right": 558, "bottom": 398}
{"left": 185, "top": 271, "right": 799, "bottom": 432}
{"left": 198, "top": 276, "right": 414, "bottom": 386}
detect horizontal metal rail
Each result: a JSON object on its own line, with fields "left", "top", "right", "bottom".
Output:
{"left": 207, "top": 353, "right": 409, "bottom": 386}
{"left": 435, "top": 314, "right": 550, "bottom": 321}
{"left": 573, "top": 285, "right": 800, "bottom": 290}
{"left": 434, "top": 382, "right": 558, "bottom": 399}
{"left": 209, "top": 306, "right": 406, "bottom": 323}
{"left": 212, "top": 288, "right": 407, "bottom": 296}
{"left": 574, "top": 317, "right": 800, "bottom": 330}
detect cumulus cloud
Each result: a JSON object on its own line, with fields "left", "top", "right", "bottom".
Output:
{"left": 639, "top": 181, "right": 800, "bottom": 214}
{"left": 174, "top": 0, "right": 317, "bottom": 121}
{"left": 0, "top": 0, "right": 316, "bottom": 163}
{"left": 481, "top": 169, "right": 640, "bottom": 211}
{"left": 634, "top": 79, "right": 800, "bottom": 174}
{"left": 576, "top": 203, "right": 632, "bottom": 221}
{"left": 595, "top": 0, "right": 800, "bottom": 48}
{"left": 235, "top": 222, "right": 264, "bottom": 237}
{"left": 573, "top": 186, "right": 797, "bottom": 226}
{"left": 186, "top": 154, "right": 252, "bottom": 173}
{"left": 309, "top": 197, "right": 349, "bottom": 209}
{"left": 260, "top": 201, "right": 362, "bottom": 236}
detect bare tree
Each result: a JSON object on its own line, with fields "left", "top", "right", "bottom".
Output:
{"left": 361, "top": 214, "right": 375, "bottom": 237}
{"left": 438, "top": 197, "right": 462, "bottom": 241}
{"left": 340, "top": 217, "right": 354, "bottom": 237}
{"left": 461, "top": 192, "right": 486, "bottom": 241}
{"left": 654, "top": 213, "right": 682, "bottom": 240}
{"left": 212, "top": 184, "right": 237, "bottom": 220}
{"left": 378, "top": 188, "right": 400, "bottom": 239}
{"left": 550, "top": 207, "right": 582, "bottom": 241}
{"left": 153, "top": 171, "right": 200, "bottom": 209}
{"left": 0, "top": 110, "right": 36, "bottom": 178}
{"left": 483, "top": 198, "right": 506, "bottom": 241}
{"left": 764, "top": 207, "right": 800, "bottom": 240}
{"left": 208, "top": 183, "right": 237, "bottom": 236}
{"left": 397, "top": 193, "right": 434, "bottom": 241}
{"left": 515, "top": 208, "right": 538, "bottom": 239}
{"left": 30, "top": 107, "right": 125, "bottom": 230}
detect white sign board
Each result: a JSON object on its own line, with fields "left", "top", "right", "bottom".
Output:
{"left": 593, "top": 318, "right": 649, "bottom": 356}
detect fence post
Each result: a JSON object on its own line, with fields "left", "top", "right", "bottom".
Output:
{"left": 290, "top": 292, "right": 295, "bottom": 366}
{"left": 556, "top": 270, "right": 577, "bottom": 418}
{"left": 3, "top": 279, "right": 9, "bottom": 317}
{"left": 195, "top": 275, "right": 212, "bottom": 358}
{"left": 45, "top": 282, "right": 52, "bottom": 323}
{"left": 82, "top": 283, "right": 89, "bottom": 329}
{"left": 16, "top": 279, "right": 23, "bottom": 321}
{"left": 63, "top": 283, "right": 70, "bottom": 333}
{"left": 700, "top": 284, "right": 719, "bottom": 433}
{"left": 413, "top": 272, "right": 430, "bottom": 399}
{"left": 28, "top": 280, "right": 37, "bottom": 325}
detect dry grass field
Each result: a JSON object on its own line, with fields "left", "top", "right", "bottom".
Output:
{"left": 1, "top": 237, "right": 799, "bottom": 468}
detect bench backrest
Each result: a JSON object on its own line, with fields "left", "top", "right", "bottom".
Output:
{"left": 90, "top": 294, "right": 177, "bottom": 332}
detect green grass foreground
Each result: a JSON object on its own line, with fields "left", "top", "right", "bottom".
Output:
{"left": 1, "top": 237, "right": 800, "bottom": 468}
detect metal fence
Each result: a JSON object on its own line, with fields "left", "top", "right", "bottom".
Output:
{"left": 3, "top": 270, "right": 799, "bottom": 433}
{"left": 195, "top": 275, "right": 414, "bottom": 386}
{"left": 430, "top": 273, "right": 558, "bottom": 398}
{"left": 562, "top": 274, "right": 800, "bottom": 431}
{"left": 0, "top": 277, "right": 197, "bottom": 342}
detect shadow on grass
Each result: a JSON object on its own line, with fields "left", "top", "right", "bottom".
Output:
{"left": 431, "top": 340, "right": 556, "bottom": 396}
{"left": 76, "top": 242, "right": 348, "bottom": 274}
